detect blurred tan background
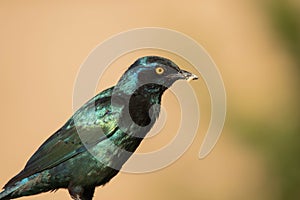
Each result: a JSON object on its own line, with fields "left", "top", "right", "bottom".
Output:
{"left": 0, "top": 1, "right": 299, "bottom": 200}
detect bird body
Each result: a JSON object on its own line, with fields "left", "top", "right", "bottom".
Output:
{"left": 0, "top": 56, "right": 197, "bottom": 200}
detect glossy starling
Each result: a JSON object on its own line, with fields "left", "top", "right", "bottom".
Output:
{"left": 0, "top": 56, "right": 198, "bottom": 200}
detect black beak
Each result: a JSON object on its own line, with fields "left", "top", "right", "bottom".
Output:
{"left": 180, "top": 70, "right": 198, "bottom": 81}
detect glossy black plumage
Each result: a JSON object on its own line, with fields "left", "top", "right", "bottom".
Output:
{"left": 0, "top": 56, "right": 197, "bottom": 200}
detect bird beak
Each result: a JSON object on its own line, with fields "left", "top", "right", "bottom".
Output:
{"left": 180, "top": 69, "right": 198, "bottom": 82}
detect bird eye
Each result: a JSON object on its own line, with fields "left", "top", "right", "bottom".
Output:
{"left": 155, "top": 67, "right": 164, "bottom": 75}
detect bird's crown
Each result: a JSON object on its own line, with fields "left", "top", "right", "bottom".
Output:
{"left": 129, "top": 56, "right": 181, "bottom": 72}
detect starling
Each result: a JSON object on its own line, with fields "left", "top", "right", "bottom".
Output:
{"left": 0, "top": 56, "right": 198, "bottom": 200}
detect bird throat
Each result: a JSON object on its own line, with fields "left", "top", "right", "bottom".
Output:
{"left": 128, "top": 84, "right": 166, "bottom": 127}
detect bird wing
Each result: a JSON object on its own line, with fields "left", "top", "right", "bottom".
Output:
{"left": 4, "top": 87, "right": 117, "bottom": 188}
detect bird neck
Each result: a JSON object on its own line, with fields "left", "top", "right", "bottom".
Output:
{"left": 111, "top": 84, "right": 166, "bottom": 133}
{"left": 129, "top": 84, "right": 166, "bottom": 125}
{"left": 109, "top": 85, "right": 166, "bottom": 155}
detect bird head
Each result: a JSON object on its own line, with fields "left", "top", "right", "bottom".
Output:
{"left": 113, "top": 56, "right": 198, "bottom": 97}
{"left": 111, "top": 56, "right": 198, "bottom": 130}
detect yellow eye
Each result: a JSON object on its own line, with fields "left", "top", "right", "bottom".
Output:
{"left": 155, "top": 67, "right": 164, "bottom": 75}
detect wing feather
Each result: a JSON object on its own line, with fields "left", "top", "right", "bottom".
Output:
{"left": 5, "top": 87, "right": 117, "bottom": 188}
